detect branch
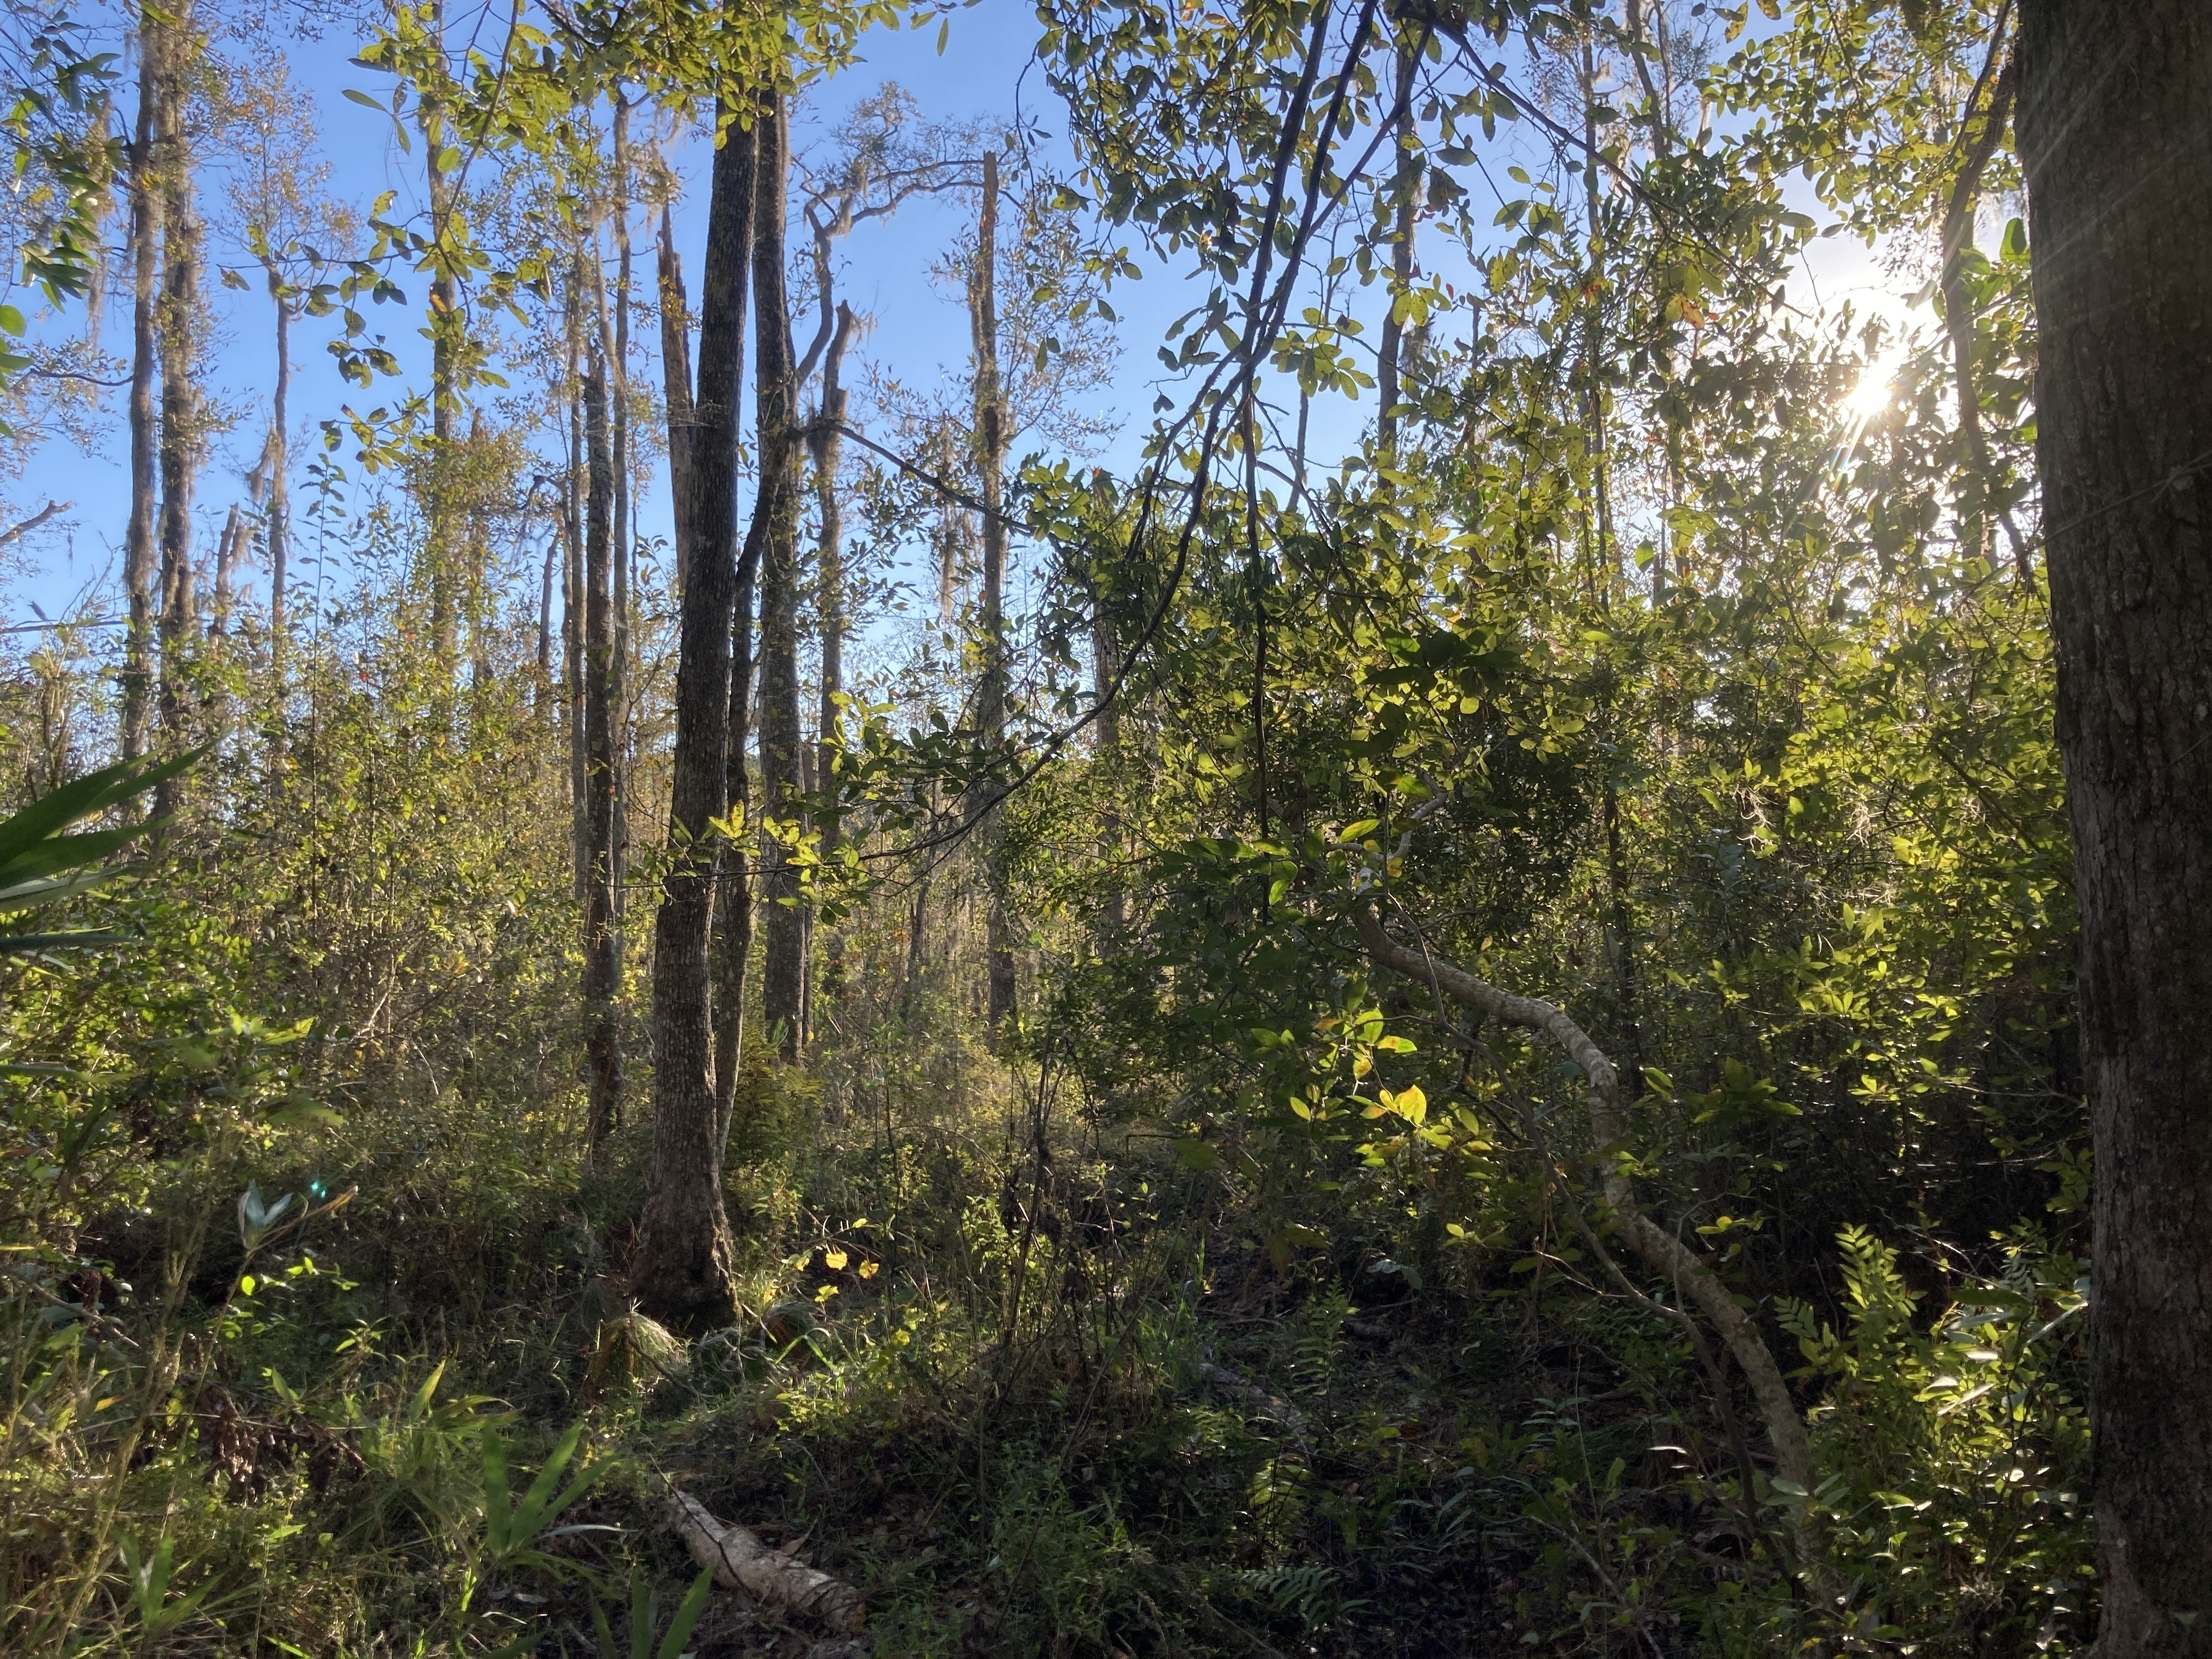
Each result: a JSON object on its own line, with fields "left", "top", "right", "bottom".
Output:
{"left": 0, "top": 500, "right": 68, "bottom": 547}
{"left": 661, "top": 1488, "right": 867, "bottom": 1633}
{"left": 1352, "top": 905, "right": 1815, "bottom": 1497}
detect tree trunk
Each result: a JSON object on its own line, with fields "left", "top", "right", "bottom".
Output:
{"left": 565, "top": 264, "right": 588, "bottom": 901}
{"left": 1375, "top": 36, "right": 1415, "bottom": 452}
{"left": 658, "top": 204, "right": 696, "bottom": 587}
{"left": 610, "top": 94, "right": 634, "bottom": 930}
{"left": 421, "top": 1, "right": 461, "bottom": 677}
{"left": 537, "top": 521, "right": 556, "bottom": 702}
{"left": 752, "top": 88, "right": 806, "bottom": 1063}
{"left": 714, "top": 537, "right": 756, "bottom": 1137}
{"left": 1092, "top": 587, "right": 1127, "bottom": 934}
{"left": 970, "top": 149, "right": 1015, "bottom": 1041}
{"left": 268, "top": 290, "right": 291, "bottom": 697}
{"left": 631, "top": 103, "right": 757, "bottom": 1326}
{"left": 153, "top": 9, "right": 199, "bottom": 827}
{"left": 120, "top": 10, "right": 162, "bottom": 770}
{"left": 2018, "top": 5, "right": 2212, "bottom": 1650}
{"left": 583, "top": 354, "right": 623, "bottom": 1150}
{"left": 212, "top": 504, "right": 238, "bottom": 636}
{"left": 809, "top": 302, "right": 857, "bottom": 1030}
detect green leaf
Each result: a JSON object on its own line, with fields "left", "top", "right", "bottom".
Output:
{"left": 483, "top": 1425, "right": 512, "bottom": 1553}
{"left": 1175, "top": 1137, "right": 1220, "bottom": 1172}
{"left": 658, "top": 1568, "right": 716, "bottom": 1659}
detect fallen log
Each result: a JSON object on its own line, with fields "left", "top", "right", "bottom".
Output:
{"left": 1353, "top": 905, "right": 1816, "bottom": 1499}
{"left": 661, "top": 1487, "right": 867, "bottom": 1634}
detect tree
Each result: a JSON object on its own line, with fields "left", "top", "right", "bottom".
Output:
{"left": 630, "top": 102, "right": 757, "bottom": 1325}
{"left": 151, "top": 0, "right": 202, "bottom": 826}
{"left": 118, "top": 5, "right": 162, "bottom": 769}
{"left": 751, "top": 86, "right": 805, "bottom": 1063}
{"left": 2017, "top": 3, "right": 2212, "bottom": 1648}
{"left": 221, "top": 46, "right": 358, "bottom": 691}
{"left": 581, "top": 353, "right": 622, "bottom": 1148}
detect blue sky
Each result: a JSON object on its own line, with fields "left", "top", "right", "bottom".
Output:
{"left": 1, "top": 0, "right": 1916, "bottom": 637}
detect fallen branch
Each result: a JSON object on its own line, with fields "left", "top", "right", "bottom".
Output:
{"left": 661, "top": 1487, "right": 867, "bottom": 1634}
{"left": 1353, "top": 906, "right": 1815, "bottom": 1497}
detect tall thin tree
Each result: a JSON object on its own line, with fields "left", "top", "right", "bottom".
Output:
{"left": 631, "top": 103, "right": 759, "bottom": 1323}
{"left": 582, "top": 353, "right": 623, "bottom": 1148}
{"left": 119, "top": 9, "right": 162, "bottom": 769}
{"left": 969, "top": 146, "right": 1014, "bottom": 1039}
{"left": 152, "top": 1, "right": 201, "bottom": 826}
{"left": 752, "top": 88, "right": 806, "bottom": 1063}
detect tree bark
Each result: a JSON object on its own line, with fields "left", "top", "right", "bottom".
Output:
{"left": 631, "top": 102, "right": 757, "bottom": 1327}
{"left": 752, "top": 88, "right": 806, "bottom": 1063}
{"left": 120, "top": 10, "right": 162, "bottom": 771}
{"left": 267, "top": 285, "right": 291, "bottom": 694}
{"left": 970, "top": 148, "right": 1015, "bottom": 1041}
{"left": 808, "top": 302, "right": 857, "bottom": 1031}
{"left": 2018, "top": 5, "right": 2212, "bottom": 1650}
{"left": 1375, "top": 36, "right": 1416, "bottom": 452}
{"left": 153, "top": 8, "right": 199, "bottom": 827}
{"left": 658, "top": 204, "right": 696, "bottom": 587}
{"left": 421, "top": 0, "right": 460, "bottom": 676}
{"left": 662, "top": 1489, "right": 866, "bottom": 1633}
{"left": 609, "top": 94, "right": 634, "bottom": 930}
{"left": 564, "top": 268, "right": 589, "bottom": 901}
{"left": 583, "top": 354, "right": 623, "bottom": 1150}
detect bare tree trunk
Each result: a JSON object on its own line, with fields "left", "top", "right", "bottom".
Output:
{"left": 268, "top": 293, "right": 290, "bottom": 680}
{"left": 631, "top": 103, "right": 757, "bottom": 1325}
{"left": 2018, "top": 4, "right": 2212, "bottom": 1649}
{"left": 713, "top": 537, "right": 755, "bottom": 1136}
{"left": 970, "top": 149, "right": 1015, "bottom": 1041}
{"left": 153, "top": 9, "right": 200, "bottom": 826}
{"left": 565, "top": 268, "right": 588, "bottom": 901}
{"left": 537, "top": 524, "right": 555, "bottom": 702}
{"left": 1375, "top": 36, "right": 1415, "bottom": 452}
{"left": 809, "top": 302, "right": 857, "bottom": 1030}
{"left": 1938, "top": 36, "right": 2019, "bottom": 577}
{"left": 213, "top": 504, "right": 238, "bottom": 636}
{"left": 752, "top": 89, "right": 806, "bottom": 1063}
{"left": 583, "top": 354, "right": 624, "bottom": 1149}
{"left": 1092, "top": 590, "right": 1127, "bottom": 934}
{"left": 810, "top": 303, "right": 854, "bottom": 850}
{"left": 658, "top": 203, "right": 696, "bottom": 586}
{"left": 421, "top": 0, "right": 459, "bottom": 676}
{"left": 120, "top": 10, "right": 162, "bottom": 770}
{"left": 609, "top": 94, "right": 634, "bottom": 933}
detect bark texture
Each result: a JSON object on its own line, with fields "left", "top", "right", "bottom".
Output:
{"left": 582, "top": 356, "right": 623, "bottom": 1150}
{"left": 2018, "top": 4, "right": 2212, "bottom": 1649}
{"left": 969, "top": 149, "right": 1016, "bottom": 1040}
{"left": 631, "top": 106, "right": 756, "bottom": 1325}
{"left": 1375, "top": 36, "right": 1416, "bottom": 452}
{"left": 121, "top": 10, "right": 164, "bottom": 771}
{"left": 751, "top": 89, "right": 807, "bottom": 1062}
{"left": 152, "top": 8, "right": 200, "bottom": 827}
{"left": 662, "top": 1489, "right": 866, "bottom": 1633}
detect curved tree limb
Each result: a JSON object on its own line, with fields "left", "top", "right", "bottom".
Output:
{"left": 1353, "top": 906, "right": 1815, "bottom": 1497}
{"left": 662, "top": 1488, "right": 867, "bottom": 1633}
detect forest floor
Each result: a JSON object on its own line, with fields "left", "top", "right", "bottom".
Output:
{"left": 7, "top": 1027, "right": 1812, "bottom": 1658}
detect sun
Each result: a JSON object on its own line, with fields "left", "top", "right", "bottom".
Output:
{"left": 1842, "top": 349, "right": 1902, "bottom": 422}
